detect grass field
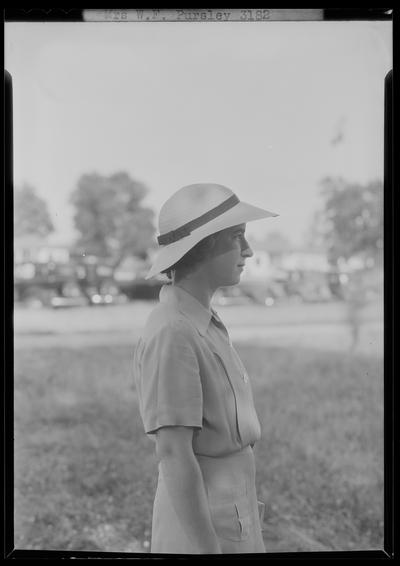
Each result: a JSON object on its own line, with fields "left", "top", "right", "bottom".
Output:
{"left": 14, "top": 335, "right": 384, "bottom": 553}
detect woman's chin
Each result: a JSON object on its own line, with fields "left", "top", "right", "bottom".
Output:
{"left": 222, "top": 275, "right": 241, "bottom": 287}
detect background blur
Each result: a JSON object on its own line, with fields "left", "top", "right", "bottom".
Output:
{"left": 7, "top": 16, "right": 390, "bottom": 553}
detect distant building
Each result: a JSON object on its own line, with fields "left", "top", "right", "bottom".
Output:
{"left": 14, "top": 234, "right": 72, "bottom": 265}
{"left": 280, "top": 251, "right": 331, "bottom": 273}
{"left": 241, "top": 251, "right": 274, "bottom": 280}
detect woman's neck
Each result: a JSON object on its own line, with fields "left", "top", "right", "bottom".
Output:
{"left": 173, "top": 273, "right": 215, "bottom": 311}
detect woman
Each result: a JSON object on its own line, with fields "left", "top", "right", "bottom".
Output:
{"left": 133, "top": 183, "right": 278, "bottom": 554}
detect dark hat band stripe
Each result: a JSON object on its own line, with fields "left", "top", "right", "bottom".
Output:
{"left": 157, "top": 194, "right": 240, "bottom": 246}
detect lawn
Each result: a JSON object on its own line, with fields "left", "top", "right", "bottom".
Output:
{"left": 13, "top": 341, "right": 384, "bottom": 553}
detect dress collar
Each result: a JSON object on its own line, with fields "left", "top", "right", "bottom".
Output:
{"left": 159, "top": 284, "right": 215, "bottom": 337}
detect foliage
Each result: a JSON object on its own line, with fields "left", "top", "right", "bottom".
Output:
{"left": 315, "top": 177, "right": 383, "bottom": 266}
{"left": 14, "top": 184, "right": 55, "bottom": 238}
{"left": 70, "top": 172, "right": 156, "bottom": 265}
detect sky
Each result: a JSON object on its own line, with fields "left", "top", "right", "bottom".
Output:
{"left": 5, "top": 19, "right": 392, "bottom": 246}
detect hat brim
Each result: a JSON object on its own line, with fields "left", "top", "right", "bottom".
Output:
{"left": 145, "top": 201, "right": 278, "bottom": 279}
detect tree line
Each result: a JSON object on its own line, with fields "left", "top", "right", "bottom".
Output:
{"left": 14, "top": 172, "right": 384, "bottom": 270}
{"left": 14, "top": 172, "right": 156, "bottom": 268}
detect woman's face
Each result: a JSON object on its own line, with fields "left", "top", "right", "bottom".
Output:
{"left": 204, "top": 223, "right": 253, "bottom": 287}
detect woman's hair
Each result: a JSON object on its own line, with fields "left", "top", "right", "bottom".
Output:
{"left": 161, "top": 232, "right": 219, "bottom": 282}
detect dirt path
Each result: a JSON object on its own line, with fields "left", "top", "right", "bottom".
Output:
{"left": 13, "top": 299, "right": 383, "bottom": 356}
{"left": 14, "top": 320, "right": 383, "bottom": 358}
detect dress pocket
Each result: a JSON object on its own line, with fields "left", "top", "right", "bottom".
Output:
{"left": 210, "top": 494, "right": 251, "bottom": 541}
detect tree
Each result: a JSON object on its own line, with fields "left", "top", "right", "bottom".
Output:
{"left": 70, "top": 172, "right": 156, "bottom": 265}
{"left": 14, "top": 184, "right": 55, "bottom": 238}
{"left": 315, "top": 177, "right": 383, "bottom": 267}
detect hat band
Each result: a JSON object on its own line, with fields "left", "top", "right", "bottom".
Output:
{"left": 157, "top": 194, "right": 240, "bottom": 246}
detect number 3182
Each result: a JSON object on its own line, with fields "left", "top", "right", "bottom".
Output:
{"left": 240, "top": 9, "right": 270, "bottom": 20}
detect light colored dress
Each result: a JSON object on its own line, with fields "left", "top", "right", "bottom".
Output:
{"left": 133, "top": 284, "right": 265, "bottom": 554}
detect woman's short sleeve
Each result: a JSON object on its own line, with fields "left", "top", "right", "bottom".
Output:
{"left": 136, "top": 322, "right": 203, "bottom": 435}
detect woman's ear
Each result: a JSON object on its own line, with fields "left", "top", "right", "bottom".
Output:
{"left": 207, "top": 234, "right": 217, "bottom": 250}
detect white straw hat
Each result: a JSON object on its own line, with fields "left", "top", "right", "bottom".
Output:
{"left": 146, "top": 183, "right": 278, "bottom": 279}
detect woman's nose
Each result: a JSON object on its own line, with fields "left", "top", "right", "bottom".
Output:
{"left": 242, "top": 244, "right": 253, "bottom": 258}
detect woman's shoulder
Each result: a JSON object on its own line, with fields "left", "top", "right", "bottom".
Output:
{"left": 143, "top": 302, "right": 196, "bottom": 342}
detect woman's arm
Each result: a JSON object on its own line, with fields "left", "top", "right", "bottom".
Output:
{"left": 155, "top": 426, "right": 222, "bottom": 554}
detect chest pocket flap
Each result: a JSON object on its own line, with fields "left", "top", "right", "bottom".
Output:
{"left": 212, "top": 347, "right": 258, "bottom": 447}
